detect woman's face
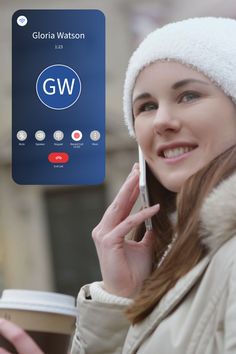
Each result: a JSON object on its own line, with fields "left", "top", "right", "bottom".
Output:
{"left": 133, "top": 61, "right": 236, "bottom": 192}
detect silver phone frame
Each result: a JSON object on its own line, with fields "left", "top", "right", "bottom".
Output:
{"left": 138, "top": 146, "right": 153, "bottom": 231}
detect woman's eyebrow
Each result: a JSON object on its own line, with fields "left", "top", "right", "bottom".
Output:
{"left": 172, "top": 78, "right": 210, "bottom": 90}
{"left": 132, "top": 92, "right": 151, "bottom": 105}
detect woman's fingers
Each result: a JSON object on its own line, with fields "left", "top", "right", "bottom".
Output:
{"left": 127, "top": 179, "right": 140, "bottom": 204}
{"left": 109, "top": 163, "right": 139, "bottom": 210}
{"left": 98, "top": 164, "right": 140, "bottom": 231}
{"left": 0, "top": 319, "right": 44, "bottom": 354}
{"left": 108, "top": 204, "right": 160, "bottom": 243}
{"left": 0, "top": 348, "right": 11, "bottom": 354}
{"left": 140, "top": 230, "right": 156, "bottom": 247}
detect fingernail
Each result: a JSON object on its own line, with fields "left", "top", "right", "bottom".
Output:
{"left": 152, "top": 203, "right": 160, "bottom": 209}
{"left": 132, "top": 162, "right": 139, "bottom": 171}
{"left": 128, "top": 163, "right": 138, "bottom": 176}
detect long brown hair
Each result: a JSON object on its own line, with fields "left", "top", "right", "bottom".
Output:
{"left": 126, "top": 144, "right": 236, "bottom": 324}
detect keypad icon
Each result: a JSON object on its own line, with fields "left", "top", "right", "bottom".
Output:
{"left": 53, "top": 130, "right": 64, "bottom": 141}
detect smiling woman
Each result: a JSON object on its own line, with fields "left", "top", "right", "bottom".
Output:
{"left": 70, "top": 17, "right": 236, "bottom": 354}
{"left": 132, "top": 61, "right": 236, "bottom": 192}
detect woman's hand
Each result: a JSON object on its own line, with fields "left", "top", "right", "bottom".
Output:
{"left": 0, "top": 318, "right": 44, "bottom": 354}
{"left": 92, "top": 163, "right": 160, "bottom": 298}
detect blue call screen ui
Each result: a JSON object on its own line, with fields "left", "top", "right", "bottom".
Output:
{"left": 12, "top": 10, "right": 105, "bottom": 185}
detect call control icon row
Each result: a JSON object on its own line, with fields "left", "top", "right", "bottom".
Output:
{"left": 16, "top": 130, "right": 101, "bottom": 142}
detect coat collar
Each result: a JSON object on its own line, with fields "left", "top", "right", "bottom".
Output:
{"left": 124, "top": 171, "right": 236, "bottom": 354}
{"left": 124, "top": 257, "right": 210, "bottom": 354}
{"left": 199, "top": 171, "right": 236, "bottom": 256}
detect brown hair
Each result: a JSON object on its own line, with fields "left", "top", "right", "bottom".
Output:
{"left": 125, "top": 144, "right": 236, "bottom": 324}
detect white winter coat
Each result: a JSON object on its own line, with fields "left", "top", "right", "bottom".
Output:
{"left": 71, "top": 172, "right": 236, "bottom": 354}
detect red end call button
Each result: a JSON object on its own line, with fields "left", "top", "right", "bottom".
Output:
{"left": 48, "top": 152, "right": 69, "bottom": 164}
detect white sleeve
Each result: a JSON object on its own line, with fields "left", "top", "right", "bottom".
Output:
{"left": 90, "top": 281, "right": 133, "bottom": 306}
{"left": 70, "top": 283, "right": 133, "bottom": 354}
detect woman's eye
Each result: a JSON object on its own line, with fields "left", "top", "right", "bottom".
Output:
{"left": 180, "top": 92, "right": 200, "bottom": 103}
{"left": 138, "top": 102, "right": 157, "bottom": 113}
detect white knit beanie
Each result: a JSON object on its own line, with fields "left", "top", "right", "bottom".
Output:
{"left": 123, "top": 17, "right": 236, "bottom": 137}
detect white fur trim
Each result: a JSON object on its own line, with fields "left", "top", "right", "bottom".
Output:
{"left": 199, "top": 172, "right": 236, "bottom": 255}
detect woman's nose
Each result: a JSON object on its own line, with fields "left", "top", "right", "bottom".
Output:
{"left": 153, "top": 107, "right": 181, "bottom": 135}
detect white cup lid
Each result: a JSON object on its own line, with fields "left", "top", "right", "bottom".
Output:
{"left": 0, "top": 289, "right": 78, "bottom": 317}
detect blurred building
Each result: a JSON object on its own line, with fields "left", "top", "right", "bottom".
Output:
{"left": 0, "top": 0, "right": 235, "bottom": 296}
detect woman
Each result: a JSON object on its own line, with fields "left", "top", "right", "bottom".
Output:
{"left": 1, "top": 16, "right": 236, "bottom": 354}
{"left": 71, "top": 17, "right": 236, "bottom": 354}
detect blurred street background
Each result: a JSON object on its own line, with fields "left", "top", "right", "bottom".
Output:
{"left": 0, "top": 0, "right": 235, "bottom": 297}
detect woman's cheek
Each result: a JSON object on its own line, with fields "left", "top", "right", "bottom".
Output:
{"left": 135, "top": 121, "right": 149, "bottom": 141}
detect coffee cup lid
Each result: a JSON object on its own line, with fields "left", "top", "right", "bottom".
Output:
{"left": 0, "top": 290, "right": 78, "bottom": 317}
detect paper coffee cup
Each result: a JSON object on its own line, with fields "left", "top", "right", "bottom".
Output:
{"left": 0, "top": 289, "right": 78, "bottom": 353}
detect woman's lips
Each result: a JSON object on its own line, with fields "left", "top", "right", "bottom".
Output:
{"left": 159, "top": 147, "right": 197, "bottom": 164}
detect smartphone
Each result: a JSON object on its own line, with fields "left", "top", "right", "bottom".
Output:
{"left": 138, "top": 146, "right": 153, "bottom": 231}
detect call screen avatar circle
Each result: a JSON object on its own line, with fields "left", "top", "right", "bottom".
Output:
{"left": 36, "top": 64, "right": 82, "bottom": 110}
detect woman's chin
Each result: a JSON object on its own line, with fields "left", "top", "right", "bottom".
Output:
{"left": 158, "top": 174, "right": 191, "bottom": 193}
